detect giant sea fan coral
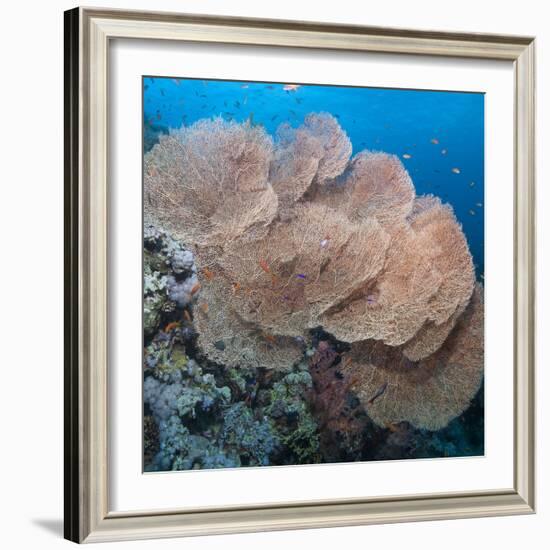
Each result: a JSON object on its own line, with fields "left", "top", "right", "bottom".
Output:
{"left": 144, "top": 112, "right": 483, "bottom": 431}
{"left": 144, "top": 117, "right": 278, "bottom": 248}
{"left": 339, "top": 285, "right": 484, "bottom": 431}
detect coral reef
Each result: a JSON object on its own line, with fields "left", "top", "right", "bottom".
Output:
{"left": 143, "top": 111, "right": 484, "bottom": 469}
{"left": 307, "top": 340, "right": 371, "bottom": 462}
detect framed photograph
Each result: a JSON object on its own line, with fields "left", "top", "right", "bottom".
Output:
{"left": 64, "top": 7, "right": 535, "bottom": 543}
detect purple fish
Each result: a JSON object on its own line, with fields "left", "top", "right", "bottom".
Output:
{"left": 296, "top": 274, "right": 306, "bottom": 280}
{"left": 367, "top": 382, "right": 388, "bottom": 405}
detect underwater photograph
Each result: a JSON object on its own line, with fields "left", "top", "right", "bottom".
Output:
{"left": 142, "top": 76, "right": 485, "bottom": 472}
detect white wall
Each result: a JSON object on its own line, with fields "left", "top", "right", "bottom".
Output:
{"left": 0, "top": 0, "right": 546, "bottom": 548}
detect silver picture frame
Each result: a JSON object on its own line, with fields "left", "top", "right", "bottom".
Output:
{"left": 64, "top": 6, "right": 535, "bottom": 543}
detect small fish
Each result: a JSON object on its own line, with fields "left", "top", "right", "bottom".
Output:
{"left": 320, "top": 239, "right": 329, "bottom": 248}
{"left": 296, "top": 273, "right": 306, "bottom": 280}
{"left": 190, "top": 282, "right": 201, "bottom": 295}
{"left": 259, "top": 259, "right": 271, "bottom": 273}
{"left": 289, "top": 110, "right": 297, "bottom": 117}
{"left": 402, "top": 153, "right": 412, "bottom": 159}
{"left": 200, "top": 94, "right": 207, "bottom": 98}
{"left": 452, "top": 167, "right": 461, "bottom": 174}
{"left": 164, "top": 321, "right": 180, "bottom": 332}
{"left": 183, "top": 310, "right": 192, "bottom": 322}
{"left": 263, "top": 333, "right": 277, "bottom": 345}
{"left": 149, "top": 77, "right": 155, "bottom": 84}
{"left": 476, "top": 202, "right": 483, "bottom": 208}
{"left": 469, "top": 209, "right": 476, "bottom": 216}
{"left": 430, "top": 138, "right": 439, "bottom": 144}
{"left": 202, "top": 267, "right": 214, "bottom": 280}
{"left": 295, "top": 97, "right": 303, "bottom": 104}
{"left": 266, "top": 85, "right": 275, "bottom": 89}
{"left": 232, "top": 282, "right": 241, "bottom": 293}
{"left": 367, "top": 382, "right": 388, "bottom": 405}
{"left": 271, "top": 114, "right": 278, "bottom": 121}
{"left": 385, "top": 422, "right": 401, "bottom": 432}
{"left": 247, "top": 112, "right": 255, "bottom": 126}
{"left": 214, "top": 340, "right": 226, "bottom": 351}
{"left": 241, "top": 84, "right": 249, "bottom": 89}
{"left": 144, "top": 84, "right": 149, "bottom": 91}
{"left": 283, "top": 84, "right": 301, "bottom": 92}
{"left": 366, "top": 294, "right": 377, "bottom": 305}
{"left": 160, "top": 88, "right": 165, "bottom": 96}
{"left": 200, "top": 302, "right": 209, "bottom": 314}
{"left": 234, "top": 100, "right": 241, "bottom": 108}
{"left": 481, "top": 274, "right": 485, "bottom": 280}
{"left": 469, "top": 181, "right": 476, "bottom": 187}
{"left": 441, "top": 148, "right": 448, "bottom": 155}
{"left": 243, "top": 96, "right": 248, "bottom": 105}
{"left": 172, "top": 79, "right": 180, "bottom": 86}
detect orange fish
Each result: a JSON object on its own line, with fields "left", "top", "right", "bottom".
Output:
{"left": 190, "top": 282, "right": 201, "bottom": 295}
{"left": 200, "top": 302, "right": 209, "bottom": 314}
{"left": 259, "top": 259, "right": 271, "bottom": 273}
{"left": 263, "top": 333, "right": 277, "bottom": 344}
{"left": 164, "top": 321, "right": 180, "bottom": 332}
{"left": 202, "top": 267, "right": 214, "bottom": 280}
{"left": 341, "top": 355, "right": 352, "bottom": 367}
{"left": 232, "top": 282, "right": 241, "bottom": 293}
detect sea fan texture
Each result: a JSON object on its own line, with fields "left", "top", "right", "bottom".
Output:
{"left": 144, "top": 112, "right": 483, "bottom": 430}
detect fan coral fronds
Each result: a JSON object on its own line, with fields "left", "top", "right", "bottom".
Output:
{"left": 321, "top": 197, "right": 474, "bottom": 349}
{"left": 219, "top": 202, "right": 390, "bottom": 336}
{"left": 144, "top": 117, "right": 277, "bottom": 247}
{"left": 270, "top": 113, "right": 352, "bottom": 219}
{"left": 144, "top": 112, "right": 483, "bottom": 429}
{"left": 194, "top": 272, "right": 304, "bottom": 370}
{"left": 319, "top": 151, "right": 415, "bottom": 227}
{"left": 340, "top": 285, "right": 484, "bottom": 431}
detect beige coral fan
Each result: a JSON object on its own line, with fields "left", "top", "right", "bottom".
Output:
{"left": 144, "top": 117, "right": 278, "bottom": 247}
{"left": 341, "top": 285, "right": 484, "bottom": 431}
{"left": 219, "top": 202, "right": 390, "bottom": 336}
{"left": 321, "top": 196, "right": 475, "bottom": 352}
{"left": 319, "top": 151, "right": 415, "bottom": 227}
{"left": 144, "top": 112, "right": 481, "bottom": 399}
{"left": 270, "top": 113, "right": 352, "bottom": 218}
{"left": 194, "top": 273, "right": 303, "bottom": 371}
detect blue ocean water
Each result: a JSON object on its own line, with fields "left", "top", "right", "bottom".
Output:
{"left": 144, "top": 77, "right": 484, "bottom": 279}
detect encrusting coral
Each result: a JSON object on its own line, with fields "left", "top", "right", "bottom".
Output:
{"left": 144, "top": 111, "right": 483, "bottom": 431}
